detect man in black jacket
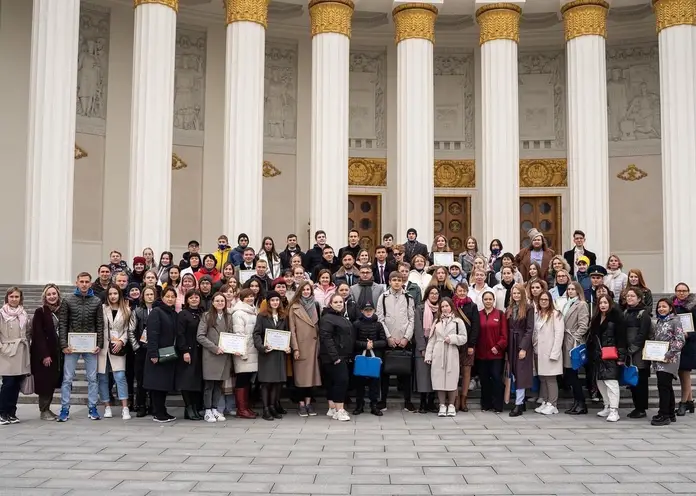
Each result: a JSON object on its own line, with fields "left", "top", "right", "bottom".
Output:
{"left": 304, "top": 230, "right": 329, "bottom": 275}
{"left": 403, "top": 228, "right": 428, "bottom": 264}
{"left": 279, "top": 233, "right": 304, "bottom": 270}
{"left": 563, "top": 230, "right": 597, "bottom": 276}
{"left": 337, "top": 229, "right": 362, "bottom": 263}
{"left": 179, "top": 240, "right": 200, "bottom": 270}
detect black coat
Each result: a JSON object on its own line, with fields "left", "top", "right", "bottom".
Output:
{"left": 175, "top": 308, "right": 204, "bottom": 392}
{"left": 372, "top": 262, "right": 396, "bottom": 286}
{"left": 563, "top": 248, "right": 597, "bottom": 276}
{"left": 30, "top": 306, "right": 63, "bottom": 395}
{"left": 354, "top": 315, "right": 387, "bottom": 358}
{"left": 588, "top": 308, "right": 626, "bottom": 381}
{"left": 253, "top": 314, "right": 289, "bottom": 383}
{"left": 455, "top": 300, "right": 480, "bottom": 351}
{"left": 143, "top": 303, "right": 178, "bottom": 392}
{"left": 623, "top": 303, "right": 652, "bottom": 369}
{"left": 403, "top": 240, "right": 428, "bottom": 264}
{"left": 280, "top": 246, "right": 305, "bottom": 270}
{"left": 319, "top": 308, "right": 355, "bottom": 364}
{"left": 303, "top": 244, "right": 327, "bottom": 275}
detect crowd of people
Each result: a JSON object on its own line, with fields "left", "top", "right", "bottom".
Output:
{"left": 0, "top": 228, "right": 694, "bottom": 427}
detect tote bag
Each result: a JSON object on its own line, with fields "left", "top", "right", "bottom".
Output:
{"left": 353, "top": 350, "right": 382, "bottom": 378}
{"left": 570, "top": 343, "right": 588, "bottom": 371}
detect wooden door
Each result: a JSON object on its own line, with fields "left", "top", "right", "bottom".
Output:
{"left": 434, "top": 196, "right": 471, "bottom": 255}
{"left": 519, "top": 196, "right": 561, "bottom": 251}
{"left": 348, "top": 195, "right": 381, "bottom": 253}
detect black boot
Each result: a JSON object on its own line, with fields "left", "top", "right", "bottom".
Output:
{"left": 269, "top": 406, "right": 282, "bottom": 419}
{"left": 651, "top": 414, "right": 671, "bottom": 426}
{"left": 564, "top": 402, "right": 578, "bottom": 415}
{"left": 370, "top": 404, "right": 383, "bottom": 416}
{"left": 135, "top": 405, "right": 147, "bottom": 418}
{"left": 418, "top": 397, "right": 427, "bottom": 414}
{"left": 687, "top": 400, "right": 695, "bottom": 413}
{"left": 274, "top": 402, "right": 287, "bottom": 415}
{"left": 353, "top": 402, "right": 364, "bottom": 415}
{"left": 676, "top": 402, "right": 688, "bottom": 416}
{"left": 262, "top": 408, "right": 274, "bottom": 421}
{"left": 185, "top": 405, "right": 200, "bottom": 421}
{"left": 670, "top": 413, "right": 677, "bottom": 423}
{"left": 509, "top": 405, "right": 524, "bottom": 417}
{"left": 574, "top": 402, "right": 588, "bottom": 415}
{"left": 627, "top": 409, "right": 646, "bottom": 419}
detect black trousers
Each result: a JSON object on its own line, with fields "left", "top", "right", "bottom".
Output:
{"left": 564, "top": 368, "right": 586, "bottom": 403}
{"left": 585, "top": 359, "right": 597, "bottom": 393}
{"left": 322, "top": 361, "right": 349, "bottom": 403}
{"left": 0, "top": 375, "right": 23, "bottom": 416}
{"left": 656, "top": 371, "right": 676, "bottom": 416}
{"left": 235, "top": 372, "right": 254, "bottom": 389}
{"left": 355, "top": 376, "right": 380, "bottom": 406}
{"left": 150, "top": 390, "right": 168, "bottom": 418}
{"left": 125, "top": 346, "right": 135, "bottom": 402}
{"left": 380, "top": 373, "right": 411, "bottom": 404}
{"left": 630, "top": 367, "right": 650, "bottom": 412}
{"left": 477, "top": 359, "right": 504, "bottom": 411}
{"left": 133, "top": 349, "right": 148, "bottom": 408}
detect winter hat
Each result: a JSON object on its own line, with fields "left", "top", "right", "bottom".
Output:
{"left": 198, "top": 275, "right": 213, "bottom": 286}
{"left": 527, "top": 228, "right": 543, "bottom": 242}
{"left": 238, "top": 233, "right": 249, "bottom": 243}
{"left": 407, "top": 228, "right": 418, "bottom": 236}
{"left": 133, "top": 256, "right": 146, "bottom": 266}
{"left": 577, "top": 256, "right": 590, "bottom": 266}
{"left": 271, "top": 277, "right": 286, "bottom": 289}
{"left": 266, "top": 291, "right": 281, "bottom": 302}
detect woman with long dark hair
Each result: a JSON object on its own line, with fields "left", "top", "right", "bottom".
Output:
{"left": 651, "top": 298, "right": 685, "bottom": 426}
{"left": 506, "top": 284, "right": 534, "bottom": 416}
{"left": 176, "top": 289, "right": 204, "bottom": 420}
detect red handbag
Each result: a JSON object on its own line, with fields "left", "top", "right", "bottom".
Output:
{"left": 601, "top": 346, "right": 619, "bottom": 360}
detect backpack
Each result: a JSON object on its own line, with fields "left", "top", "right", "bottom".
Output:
{"left": 381, "top": 290, "right": 413, "bottom": 316}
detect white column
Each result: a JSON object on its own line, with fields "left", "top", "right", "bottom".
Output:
{"left": 223, "top": 0, "right": 268, "bottom": 248}
{"left": 393, "top": 3, "right": 437, "bottom": 248}
{"left": 309, "top": 0, "right": 354, "bottom": 246}
{"left": 128, "top": 0, "right": 177, "bottom": 259}
{"left": 24, "top": 0, "right": 81, "bottom": 284}
{"left": 476, "top": 2, "right": 523, "bottom": 251}
{"left": 562, "top": 0, "right": 610, "bottom": 265}
{"left": 654, "top": 0, "right": 696, "bottom": 290}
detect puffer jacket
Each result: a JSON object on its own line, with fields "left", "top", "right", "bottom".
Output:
{"left": 232, "top": 301, "right": 258, "bottom": 373}
{"left": 354, "top": 314, "right": 387, "bottom": 358}
{"left": 59, "top": 289, "right": 104, "bottom": 350}
{"left": 319, "top": 308, "right": 355, "bottom": 364}
{"left": 624, "top": 303, "right": 652, "bottom": 369}
{"left": 587, "top": 307, "right": 626, "bottom": 381}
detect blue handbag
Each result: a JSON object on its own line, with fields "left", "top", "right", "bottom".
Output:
{"left": 570, "top": 343, "right": 588, "bottom": 371}
{"left": 620, "top": 357, "right": 639, "bottom": 387}
{"left": 353, "top": 350, "right": 382, "bottom": 378}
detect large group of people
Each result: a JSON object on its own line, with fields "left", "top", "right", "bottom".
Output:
{"left": 0, "top": 228, "right": 693, "bottom": 427}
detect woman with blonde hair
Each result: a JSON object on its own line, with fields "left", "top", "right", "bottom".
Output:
{"left": 546, "top": 255, "right": 572, "bottom": 289}
{"left": 31, "top": 284, "right": 63, "bottom": 420}
{"left": 429, "top": 235, "right": 450, "bottom": 266}
{"left": 506, "top": 284, "right": 534, "bottom": 416}
{"left": 0, "top": 287, "right": 30, "bottom": 425}
{"left": 458, "top": 236, "right": 484, "bottom": 278}
{"left": 142, "top": 247, "right": 157, "bottom": 272}
{"left": 531, "top": 290, "right": 564, "bottom": 417}
{"left": 469, "top": 256, "right": 496, "bottom": 288}
{"left": 176, "top": 273, "right": 198, "bottom": 312}
{"left": 604, "top": 254, "right": 628, "bottom": 303}
{"left": 562, "top": 281, "right": 590, "bottom": 415}
{"left": 408, "top": 254, "right": 432, "bottom": 297}
{"left": 468, "top": 268, "right": 493, "bottom": 310}
{"left": 429, "top": 266, "right": 454, "bottom": 299}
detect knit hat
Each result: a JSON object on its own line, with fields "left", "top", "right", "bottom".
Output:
{"left": 133, "top": 256, "right": 146, "bottom": 266}
{"left": 577, "top": 255, "right": 590, "bottom": 266}
{"left": 527, "top": 228, "right": 543, "bottom": 242}
{"left": 198, "top": 275, "right": 213, "bottom": 285}
{"left": 266, "top": 290, "right": 281, "bottom": 302}
{"left": 407, "top": 228, "right": 418, "bottom": 236}
{"left": 238, "top": 233, "right": 249, "bottom": 243}
{"left": 449, "top": 261, "right": 463, "bottom": 270}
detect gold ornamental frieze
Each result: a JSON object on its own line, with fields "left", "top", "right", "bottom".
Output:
{"left": 263, "top": 161, "right": 282, "bottom": 178}
{"left": 225, "top": 0, "right": 270, "bottom": 28}
{"left": 348, "top": 158, "right": 387, "bottom": 187}
{"left": 561, "top": 0, "right": 609, "bottom": 41}
{"left": 653, "top": 0, "right": 696, "bottom": 33}
{"left": 74, "top": 144, "right": 88, "bottom": 160}
{"left": 519, "top": 159, "right": 568, "bottom": 188}
{"left": 392, "top": 3, "right": 438, "bottom": 44}
{"left": 309, "top": 0, "right": 355, "bottom": 38}
{"left": 475, "top": 3, "right": 522, "bottom": 45}
{"left": 172, "top": 153, "right": 187, "bottom": 170}
{"left": 617, "top": 164, "right": 648, "bottom": 181}
{"left": 133, "top": 0, "right": 178, "bottom": 12}
{"left": 434, "top": 160, "right": 475, "bottom": 188}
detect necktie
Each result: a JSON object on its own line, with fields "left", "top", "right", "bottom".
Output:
{"left": 380, "top": 266, "right": 384, "bottom": 284}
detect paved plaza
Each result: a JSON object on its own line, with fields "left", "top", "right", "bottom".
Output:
{"left": 1, "top": 404, "right": 696, "bottom": 496}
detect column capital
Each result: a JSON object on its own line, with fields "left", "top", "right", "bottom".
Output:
{"left": 133, "top": 0, "right": 178, "bottom": 12}
{"left": 475, "top": 3, "right": 522, "bottom": 45}
{"left": 308, "top": 0, "right": 355, "bottom": 38}
{"left": 653, "top": 0, "right": 696, "bottom": 33}
{"left": 392, "top": 3, "right": 438, "bottom": 44}
{"left": 225, "top": 0, "right": 270, "bottom": 28}
{"left": 561, "top": 0, "right": 609, "bottom": 41}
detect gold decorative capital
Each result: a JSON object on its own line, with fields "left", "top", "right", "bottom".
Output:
{"left": 74, "top": 144, "right": 87, "bottom": 160}
{"left": 434, "top": 160, "right": 475, "bottom": 188}
{"left": 653, "top": 0, "right": 696, "bottom": 33}
{"left": 309, "top": 0, "right": 355, "bottom": 38}
{"left": 348, "top": 158, "right": 387, "bottom": 187}
{"left": 617, "top": 164, "right": 648, "bottom": 181}
{"left": 519, "top": 159, "right": 568, "bottom": 188}
{"left": 133, "top": 0, "right": 178, "bottom": 12}
{"left": 561, "top": 0, "right": 609, "bottom": 41}
{"left": 263, "top": 161, "right": 282, "bottom": 178}
{"left": 225, "top": 0, "right": 269, "bottom": 28}
{"left": 172, "top": 153, "right": 187, "bottom": 170}
{"left": 475, "top": 3, "right": 522, "bottom": 45}
{"left": 392, "top": 3, "right": 438, "bottom": 44}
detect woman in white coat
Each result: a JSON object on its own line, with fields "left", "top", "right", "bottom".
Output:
{"left": 99, "top": 285, "right": 136, "bottom": 420}
{"left": 425, "top": 297, "right": 467, "bottom": 417}
{"left": 532, "top": 290, "right": 564, "bottom": 416}
{"left": 231, "top": 288, "right": 258, "bottom": 419}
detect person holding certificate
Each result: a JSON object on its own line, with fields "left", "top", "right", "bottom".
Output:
{"left": 0, "top": 287, "right": 31, "bottom": 426}
{"left": 623, "top": 288, "right": 653, "bottom": 419}
{"left": 253, "top": 291, "right": 290, "bottom": 421}
{"left": 650, "top": 299, "right": 686, "bottom": 426}
{"left": 673, "top": 283, "right": 696, "bottom": 417}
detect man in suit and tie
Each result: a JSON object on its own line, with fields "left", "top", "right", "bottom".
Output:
{"left": 333, "top": 252, "right": 361, "bottom": 287}
{"left": 372, "top": 245, "right": 395, "bottom": 286}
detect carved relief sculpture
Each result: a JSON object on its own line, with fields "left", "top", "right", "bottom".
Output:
{"left": 264, "top": 42, "right": 298, "bottom": 142}
{"left": 263, "top": 161, "right": 282, "bottom": 178}
{"left": 434, "top": 160, "right": 475, "bottom": 188}
{"left": 348, "top": 158, "right": 387, "bottom": 186}
{"left": 174, "top": 26, "right": 207, "bottom": 144}
{"left": 76, "top": 5, "right": 110, "bottom": 135}
{"left": 349, "top": 50, "right": 386, "bottom": 147}
{"left": 74, "top": 144, "right": 88, "bottom": 160}
{"left": 434, "top": 51, "right": 475, "bottom": 148}
{"left": 172, "top": 153, "right": 187, "bottom": 170}
{"left": 617, "top": 164, "right": 648, "bottom": 181}
{"left": 519, "top": 159, "right": 568, "bottom": 187}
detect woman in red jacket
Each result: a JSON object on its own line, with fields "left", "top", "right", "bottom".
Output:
{"left": 476, "top": 291, "right": 508, "bottom": 413}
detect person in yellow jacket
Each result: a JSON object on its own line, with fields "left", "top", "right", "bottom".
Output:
{"left": 213, "top": 235, "right": 232, "bottom": 272}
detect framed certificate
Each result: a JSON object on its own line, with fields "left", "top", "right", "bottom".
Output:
{"left": 68, "top": 332, "right": 97, "bottom": 353}
{"left": 239, "top": 270, "right": 254, "bottom": 284}
{"left": 218, "top": 332, "right": 246, "bottom": 354}
{"left": 679, "top": 313, "right": 694, "bottom": 334}
{"left": 642, "top": 340, "right": 670, "bottom": 362}
{"left": 264, "top": 329, "right": 291, "bottom": 351}
{"left": 433, "top": 252, "right": 454, "bottom": 267}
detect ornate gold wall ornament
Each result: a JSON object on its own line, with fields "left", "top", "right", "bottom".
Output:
{"left": 74, "top": 144, "right": 87, "bottom": 160}
{"left": 392, "top": 3, "right": 438, "bottom": 44}
{"left": 225, "top": 0, "right": 269, "bottom": 28}
{"left": 617, "top": 164, "right": 648, "bottom": 181}
{"left": 475, "top": 3, "right": 522, "bottom": 45}
{"left": 653, "top": 0, "right": 696, "bottom": 33}
{"left": 434, "top": 160, "right": 475, "bottom": 188}
{"left": 348, "top": 158, "right": 387, "bottom": 187}
{"left": 519, "top": 159, "right": 568, "bottom": 187}
{"left": 263, "top": 161, "right": 282, "bottom": 178}
{"left": 309, "top": 0, "right": 355, "bottom": 38}
{"left": 133, "top": 0, "right": 178, "bottom": 12}
{"left": 561, "top": 0, "right": 609, "bottom": 41}
{"left": 172, "top": 153, "right": 187, "bottom": 170}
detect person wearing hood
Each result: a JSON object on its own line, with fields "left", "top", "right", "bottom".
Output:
{"left": 178, "top": 240, "right": 200, "bottom": 270}
{"left": 575, "top": 255, "right": 591, "bottom": 291}
{"left": 125, "top": 283, "right": 142, "bottom": 311}
{"left": 227, "top": 233, "right": 250, "bottom": 267}
{"left": 195, "top": 254, "right": 222, "bottom": 284}
{"left": 515, "top": 228, "right": 555, "bottom": 282}
{"left": 403, "top": 228, "right": 428, "bottom": 264}
{"left": 279, "top": 234, "right": 304, "bottom": 271}
{"left": 213, "top": 235, "right": 231, "bottom": 272}
{"left": 476, "top": 290, "right": 507, "bottom": 413}
{"left": 673, "top": 282, "right": 696, "bottom": 416}
{"left": 623, "top": 287, "right": 653, "bottom": 419}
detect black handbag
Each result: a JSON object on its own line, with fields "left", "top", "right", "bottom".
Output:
{"left": 157, "top": 346, "right": 178, "bottom": 363}
{"left": 382, "top": 348, "right": 412, "bottom": 376}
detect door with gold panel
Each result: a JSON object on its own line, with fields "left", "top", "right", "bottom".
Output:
{"left": 519, "top": 196, "right": 561, "bottom": 251}
{"left": 348, "top": 195, "right": 381, "bottom": 253}
{"left": 434, "top": 196, "right": 471, "bottom": 255}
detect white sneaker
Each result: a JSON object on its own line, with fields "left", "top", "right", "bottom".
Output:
{"left": 535, "top": 402, "right": 547, "bottom": 413}
{"left": 606, "top": 408, "right": 620, "bottom": 422}
{"left": 121, "top": 407, "right": 131, "bottom": 420}
{"left": 438, "top": 404, "right": 447, "bottom": 417}
{"left": 103, "top": 406, "right": 112, "bottom": 418}
{"left": 469, "top": 379, "right": 476, "bottom": 391}
{"left": 212, "top": 409, "right": 226, "bottom": 421}
{"left": 334, "top": 409, "right": 351, "bottom": 421}
{"left": 540, "top": 403, "right": 558, "bottom": 415}
{"left": 204, "top": 409, "right": 217, "bottom": 423}
{"left": 597, "top": 406, "right": 611, "bottom": 418}
{"left": 536, "top": 397, "right": 545, "bottom": 404}
{"left": 446, "top": 404, "right": 456, "bottom": 417}
{"left": 326, "top": 407, "right": 337, "bottom": 417}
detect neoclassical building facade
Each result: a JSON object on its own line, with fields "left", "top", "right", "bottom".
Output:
{"left": 0, "top": 0, "right": 693, "bottom": 291}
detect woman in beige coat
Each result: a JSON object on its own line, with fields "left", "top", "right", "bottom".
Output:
{"left": 425, "top": 297, "right": 467, "bottom": 417}
{"left": 288, "top": 281, "right": 322, "bottom": 417}
{"left": 0, "top": 287, "right": 31, "bottom": 425}
{"left": 231, "top": 288, "right": 258, "bottom": 418}
{"left": 561, "top": 282, "right": 590, "bottom": 415}
{"left": 532, "top": 291, "right": 564, "bottom": 416}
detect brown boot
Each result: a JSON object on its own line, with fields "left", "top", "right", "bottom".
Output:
{"left": 243, "top": 386, "right": 258, "bottom": 418}
{"left": 458, "top": 394, "right": 468, "bottom": 412}
{"left": 234, "top": 388, "right": 256, "bottom": 419}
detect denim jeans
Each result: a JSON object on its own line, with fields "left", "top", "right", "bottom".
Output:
{"left": 61, "top": 352, "right": 99, "bottom": 409}
{"left": 98, "top": 359, "right": 128, "bottom": 403}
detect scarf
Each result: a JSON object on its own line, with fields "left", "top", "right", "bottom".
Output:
{"left": 423, "top": 301, "right": 438, "bottom": 338}
{"left": 461, "top": 250, "right": 477, "bottom": 266}
{"left": 487, "top": 250, "right": 502, "bottom": 272}
{"left": 605, "top": 268, "right": 621, "bottom": 287}
{"left": 0, "top": 304, "right": 27, "bottom": 329}
{"left": 501, "top": 279, "right": 515, "bottom": 308}
{"left": 453, "top": 294, "right": 472, "bottom": 308}
{"left": 657, "top": 312, "right": 669, "bottom": 322}
{"left": 555, "top": 282, "right": 568, "bottom": 298}
{"left": 357, "top": 280, "right": 375, "bottom": 310}
{"left": 562, "top": 297, "right": 577, "bottom": 317}
{"left": 300, "top": 296, "right": 317, "bottom": 322}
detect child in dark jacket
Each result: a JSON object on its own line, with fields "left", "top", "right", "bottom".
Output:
{"left": 353, "top": 303, "right": 387, "bottom": 416}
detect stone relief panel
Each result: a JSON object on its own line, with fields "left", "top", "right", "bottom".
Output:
{"left": 174, "top": 26, "right": 207, "bottom": 146}
{"left": 606, "top": 43, "right": 660, "bottom": 144}
{"left": 434, "top": 51, "right": 474, "bottom": 151}
{"left": 349, "top": 49, "right": 386, "bottom": 149}
{"left": 76, "top": 4, "right": 110, "bottom": 136}
{"left": 518, "top": 50, "right": 566, "bottom": 150}
{"left": 265, "top": 41, "right": 298, "bottom": 147}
